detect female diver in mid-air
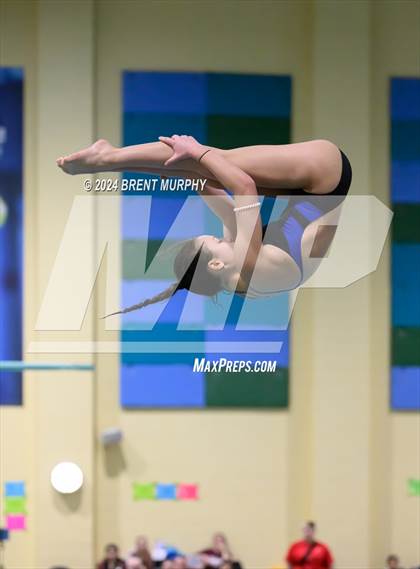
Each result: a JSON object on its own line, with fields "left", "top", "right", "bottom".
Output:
{"left": 57, "top": 136, "right": 352, "bottom": 313}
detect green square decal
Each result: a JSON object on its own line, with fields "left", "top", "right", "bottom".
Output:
{"left": 4, "top": 496, "right": 27, "bottom": 515}
{"left": 133, "top": 482, "right": 156, "bottom": 501}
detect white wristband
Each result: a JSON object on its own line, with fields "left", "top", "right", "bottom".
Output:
{"left": 233, "top": 202, "right": 261, "bottom": 213}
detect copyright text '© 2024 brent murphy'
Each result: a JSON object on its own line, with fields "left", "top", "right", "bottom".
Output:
{"left": 83, "top": 177, "right": 207, "bottom": 193}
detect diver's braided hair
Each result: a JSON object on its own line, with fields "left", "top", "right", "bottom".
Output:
{"left": 102, "top": 240, "right": 224, "bottom": 318}
{"left": 102, "top": 282, "right": 179, "bottom": 318}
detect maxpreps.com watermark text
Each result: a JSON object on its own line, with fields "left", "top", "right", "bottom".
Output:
{"left": 193, "top": 358, "right": 277, "bottom": 373}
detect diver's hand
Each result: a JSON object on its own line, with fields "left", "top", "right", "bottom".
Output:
{"left": 158, "top": 134, "right": 207, "bottom": 166}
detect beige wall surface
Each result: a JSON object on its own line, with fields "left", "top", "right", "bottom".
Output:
{"left": 0, "top": 1, "right": 419, "bottom": 568}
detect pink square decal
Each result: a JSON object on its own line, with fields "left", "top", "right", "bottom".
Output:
{"left": 6, "top": 514, "right": 26, "bottom": 531}
{"left": 177, "top": 483, "right": 199, "bottom": 500}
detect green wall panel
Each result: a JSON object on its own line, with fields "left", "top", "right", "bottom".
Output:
{"left": 392, "top": 327, "right": 420, "bottom": 366}
{"left": 206, "top": 367, "right": 288, "bottom": 408}
{"left": 207, "top": 116, "right": 290, "bottom": 148}
{"left": 392, "top": 204, "right": 420, "bottom": 243}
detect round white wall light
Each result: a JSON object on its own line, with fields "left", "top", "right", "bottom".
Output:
{"left": 50, "top": 462, "right": 84, "bottom": 494}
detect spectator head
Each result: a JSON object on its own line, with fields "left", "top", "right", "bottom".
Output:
{"left": 386, "top": 555, "right": 400, "bottom": 569}
{"left": 135, "top": 535, "right": 149, "bottom": 551}
{"left": 172, "top": 556, "right": 188, "bottom": 569}
{"left": 212, "top": 532, "right": 229, "bottom": 552}
{"left": 105, "top": 544, "right": 119, "bottom": 560}
{"left": 303, "top": 521, "right": 316, "bottom": 542}
{"left": 220, "top": 563, "right": 233, "bottom": 569}
{"left": 161, "top": 561, "right": 173, "bottom": 569}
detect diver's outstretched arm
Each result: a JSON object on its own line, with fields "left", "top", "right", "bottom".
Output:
{"left": 195, "top": 141, "right": 263, "bottom": 280}
{"left": 201, "top": 183, "right": 237, "bottom": 241}
{"left": 159, "top": 135, "right": 262, "bottom": 284}
{"left": 159, "top": 135, "right": 257, "bottom": 197}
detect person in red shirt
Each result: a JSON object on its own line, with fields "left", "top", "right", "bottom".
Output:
{"left": 286, "top": 521, "right": 333, "bottom": 569}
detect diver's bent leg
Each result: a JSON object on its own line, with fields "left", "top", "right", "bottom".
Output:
{"left": 58, "top": 139, "right": 214, "bottom": 178}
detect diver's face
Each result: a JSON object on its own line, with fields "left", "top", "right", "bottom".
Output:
{"left": 196, "top": 235, "right": 235, "bottom": 267}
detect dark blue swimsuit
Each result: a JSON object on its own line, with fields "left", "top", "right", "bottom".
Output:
{"left": 254, "top": 150, "right": 352, "bottom": 293}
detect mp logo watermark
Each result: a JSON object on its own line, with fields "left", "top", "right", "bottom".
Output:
{"left": 28, "top": 195, "right": 392, "bottom": 355}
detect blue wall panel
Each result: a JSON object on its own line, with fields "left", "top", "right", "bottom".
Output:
{"left": 0, "top": 68, "right": 23, "bottom": 406}
{"left": 390, "top": 78, "right": 420, "bottom": 411}
{"left": 120, "top": 71, "right": 291, "bottom": 408}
